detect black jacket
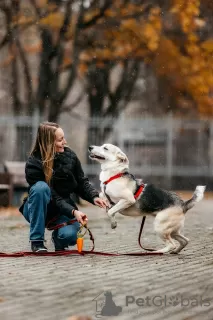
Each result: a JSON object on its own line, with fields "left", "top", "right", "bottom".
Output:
{"left": 20, "top": 147, "right": 99, "bottom": 220}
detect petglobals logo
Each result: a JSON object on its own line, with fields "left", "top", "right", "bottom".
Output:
{"left": 125, "top": 293, "right": 211, "bottom": 308}
{"left": 92, "top": 291, "right": 211, "bottom": 318}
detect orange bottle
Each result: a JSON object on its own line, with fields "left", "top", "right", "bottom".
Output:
{"left": 77, "top": 235, "right": 84, "bottom": 253}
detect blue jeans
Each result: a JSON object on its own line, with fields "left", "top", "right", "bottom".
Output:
{"left": 22, "top": 181, "right": 80, "bottom": 246}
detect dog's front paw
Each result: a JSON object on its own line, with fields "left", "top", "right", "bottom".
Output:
{"left": 111, "top": 221, "right": 117, "bottom": 229}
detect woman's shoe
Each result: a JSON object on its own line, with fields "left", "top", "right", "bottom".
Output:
{"left": 31, "top": 241, "right": 48, "bottom": 253}
{"left": 52, "top": 231, "right": 68, "bottom": 251}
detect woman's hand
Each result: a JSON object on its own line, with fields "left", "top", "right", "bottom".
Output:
{"left": 73, "top": 210, "right": 88, "bottom": 225}
{"left": 93, "top": 197, "right": 108, "bottom": 209}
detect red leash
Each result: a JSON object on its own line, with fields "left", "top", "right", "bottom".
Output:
{"left": 0, "top": 216, "right": 162, "bottom": 257}
{"left": 46, "top": 216, "right": 78, "bottom": 231}
{"left": 138, "top": 216, "right": 156, "bottom": 252}
{"left": 0, "top": 250, "right": 162, "bottom": 257}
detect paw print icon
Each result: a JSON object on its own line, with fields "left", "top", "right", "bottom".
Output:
{"left": 168, "top": 295, "right": 181, "bottom": 306}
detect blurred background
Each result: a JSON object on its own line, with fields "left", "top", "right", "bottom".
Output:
{"left": 0, "top": 0, "right": 213, "bottom": 206}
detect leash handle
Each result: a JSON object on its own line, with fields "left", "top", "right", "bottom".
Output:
{"left": 46, "top": 214, "right": 95, "bottom": 252}
{"left": 77, "top": 216, "right": 95, "bottom": 252}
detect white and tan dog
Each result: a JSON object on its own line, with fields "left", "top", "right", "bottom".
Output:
{"left": 89, "top": 143, "right": 205, "bottom": 254}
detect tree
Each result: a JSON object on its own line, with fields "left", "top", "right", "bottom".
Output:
{"left": 0, "top": 0, "right": 212, "bottom": 121}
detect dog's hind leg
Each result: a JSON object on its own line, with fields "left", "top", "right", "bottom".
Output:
{"left": 154, "top": 206, "right": 186, "bottom": 253}
{"left": 153, "top": 234, "right": 177, "bottom": 253}
{"left": 170, "top": 233, "right": 189, "bottom": 254}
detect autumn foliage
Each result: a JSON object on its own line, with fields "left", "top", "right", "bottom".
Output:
{"left": 0, "top": 0, "right": 213, "bottom": 116}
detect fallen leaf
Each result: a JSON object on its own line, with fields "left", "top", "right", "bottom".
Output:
{"left": 8, "top": 224, "right": 27, "bottom": 230}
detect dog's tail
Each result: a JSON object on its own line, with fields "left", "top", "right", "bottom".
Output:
{"left": 183, "top": 185, "right": 206, "bottom": 213}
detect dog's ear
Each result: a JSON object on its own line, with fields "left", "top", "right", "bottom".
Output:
{"left": 116, "top": 151, "right": 128, "bottom": 163}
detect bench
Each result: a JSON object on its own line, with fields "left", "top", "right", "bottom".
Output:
{"left": 4, "top": 161, "right": 28, "bottom": 206}
{"left": 0, "top": 172, "right": 13, "bottom": 207}
{"left": 4, "top": 161, "right": 27, "bottom": 187}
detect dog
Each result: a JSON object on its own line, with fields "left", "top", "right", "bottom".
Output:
{"left": 101, "top": 291, "right": 122, "bottom": 316}
{"left": 88, "top": 143, "right": 206, "bottom": 254}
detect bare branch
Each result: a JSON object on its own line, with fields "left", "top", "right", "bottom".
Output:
{"left": 81, "top": 0, "right": 113, "bottom": 29}
{"left": 103, "top": 60, "right": 140, "bottom": 117}
{"left": 0, "top": 34, "right": 9, "bottom": 49}
{"left": 5, "top": 1, "right": 21, "bottom": 114}
{"left": 103, "top": 61, "right": 129, "bottom": 117}
{"left": 117, "top": 60, "right": 140, "bottom": 112}
{"left": 16, "top": 37, "right": 33, "bottom": 109}
{"left": 59, "top": 0, "right": 85, "bottom": 104}
{"left": 96, "top": 60, "right": 140, "bottom": 142}
{"left": 61, "top": 92, "right": 86, "bottom": 113}
{"left": 22, "top": 0, "right": 58, "bottom": 32}
{"left": 51, "top": 0, "right": 72, "bottom": 94}
{"left": 0, "top": 3, "right": 11, "bottom": 49}
{"left": 11, "top": 49, "right": 21, "bottom": 114}
{"left": 31, "top": 0, "right": 60, "bottom": 19}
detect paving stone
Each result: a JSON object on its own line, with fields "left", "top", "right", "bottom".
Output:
{"left": 0, "top": 200, "right": 213, "bottom": 320}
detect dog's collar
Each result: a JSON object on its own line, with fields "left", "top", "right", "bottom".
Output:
{"left": 103, "top": 172, "right": 128, "bottom": 185}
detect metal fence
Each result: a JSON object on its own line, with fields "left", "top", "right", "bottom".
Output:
{"left": 0, "top": 113, "right": 212, "bottom": 189}
{"left": 0, "top": 111, "right": 40, "bottom": 169}
{"left": 85, "top": 115, "right": 212, "bottom": 189}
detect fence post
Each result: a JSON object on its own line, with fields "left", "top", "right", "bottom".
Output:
{"left": 166, "top": 113, "right": 173, "bottom": 189}
{"left": 32, "top": 108, "right": 40, "bottom": 143}
{"left": 117, "top": 113, "right": 125, "bottom": 151}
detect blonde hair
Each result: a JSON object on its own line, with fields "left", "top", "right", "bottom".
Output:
{"left": 30, "top": 121, "right": 60, "bottom": 185}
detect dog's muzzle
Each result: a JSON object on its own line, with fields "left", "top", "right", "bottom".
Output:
{"left": 89, "top": 153, "right": 105, "bottom": 160}
{"left": 88, "top": 145, "right": 106, "bottom": 160}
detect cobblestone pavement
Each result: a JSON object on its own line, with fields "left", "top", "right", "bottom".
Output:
{"left": 0, "top": 196, "right": 213, "bottom": 320}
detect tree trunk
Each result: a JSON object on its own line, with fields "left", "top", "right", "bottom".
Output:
{"left": 48, "top": 101, "right": 61, "bottom": 123}
{"left": 86, "top": 65, "right": 110, "bottom": 150}
{"left": 36, "top": 29, "right": 55, "bottom": 117}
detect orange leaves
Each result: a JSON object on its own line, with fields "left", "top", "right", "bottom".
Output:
{"left": 121, "top": 18, "right": 137, "bottom": 29}
{"left": 186, "top": 42, "right": 200, "bottom": 56}
{"left": 1, "top": 0, "right": 212, "bottom": 116}
{"left": 140, "top": 8, "right": 162, "bottom": 52}
{"left": 78, "top": 63, "right": 88, "bottom": 77}
{"left": 196, "top": 96, "right": 213, "bottom": 115}
{"left": 84, "top": 9, "right": 100, "bottom": 22}
{"left": 40, "top": 12, "right": 65, "bottom": 30}
{"left": 143, "top": 22, "right": 161, "bottom": 51}
{"left": 154, "top": 38, "right": 180, "bottom": 75}
{"left": 120, "top": 3, "right": 146, "bottom": 16}
{"left": 201, "top": 40, "right": 213, "bottom": 53}
{"left": 12, "top": 15, "right": 35, "bottom": 27}
{"left": 108, "top": 7, "right": 162, "bottom": 55}
{"left": 171, "top": 0, "right": 200, "bottom": 33}
{"left": 37, "top": 0, "right": 48, "bottom": 7}
{"left": 164, "top": 0, "right": 213, "bottom": 115}
{"left": 153, "top": 33, "right": 213, "bottom": 115}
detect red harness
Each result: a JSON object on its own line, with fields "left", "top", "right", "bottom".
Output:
{"left": 103, "top": 172, "right": 145, "bottom": 200}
